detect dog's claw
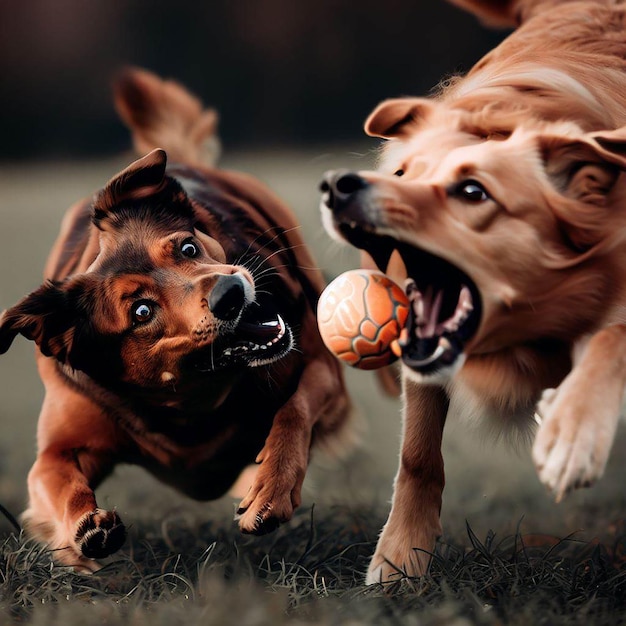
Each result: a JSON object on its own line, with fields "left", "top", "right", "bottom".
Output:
{"left": 240, "top": 514, "right": 280, "bottom": 536}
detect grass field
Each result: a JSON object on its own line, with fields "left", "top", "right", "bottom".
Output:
{"left": 1, "top": 148, "right": 626, "bottom": 624}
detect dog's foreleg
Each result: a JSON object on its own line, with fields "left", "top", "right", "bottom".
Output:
{"left": 366, "top": 382, "right": 448, "bottom": 585}
{"left": 533, "top": 325, "right": 626, "bottom": 501}
{"left": 23, "top": 446, "right": 125, "bottom": 572}
{"left": 236, "top": 357, "right": 349, "bottom": 535}
{"left": 22, "top": 381, "right": 125, "bottom": 571}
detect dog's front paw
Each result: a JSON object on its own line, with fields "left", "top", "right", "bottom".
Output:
{"left": 532, "top": 398, "right": 614, "bottom": 502}
{"left": 75, "top": 509, "right": 126, "bottom": 560}
{"left": 235, "top": 455, "right": 305, "bottom": 535}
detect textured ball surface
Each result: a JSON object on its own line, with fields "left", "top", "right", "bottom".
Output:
{"left": 317, "top": 269, "right": 409, "bottom": 370}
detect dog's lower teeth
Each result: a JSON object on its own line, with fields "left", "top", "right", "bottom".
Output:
{"left": 218, "top": 312, "right": 288, "bottom": 361}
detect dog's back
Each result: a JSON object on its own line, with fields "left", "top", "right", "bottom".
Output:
{"left": 447, "top": 0, "right": 626, "bottom": 125}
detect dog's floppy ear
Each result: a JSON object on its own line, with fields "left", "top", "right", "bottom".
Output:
{"left": 540, "top": 126, "right": 626, "bottom": 251}
{"left": 0, "top": 277, "right": 121, "bottom": 379}
{"left": 93, "top": 148, "right": 168, "bottom": 223}
{"left": 541, "top": 127, "right": 626, "bottom": 205}
{"left": 0, "top": 280, "right": 82, "bottom": 360}
{"left": 365, "top": 98, "right": 435, "bottom": 139}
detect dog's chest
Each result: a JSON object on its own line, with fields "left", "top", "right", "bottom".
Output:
{"left": 446, "top": 377, "right": 537, "bottom": 437}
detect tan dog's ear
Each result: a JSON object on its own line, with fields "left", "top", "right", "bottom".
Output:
{"left": 365, "top": 98, "right": 435, "bottom": 139}
{"left": 588, "top": 126, "right": 626, "bottom": 167}
{"left": 540, "top": 127, "right": 626, "bottom": 251}
{"left": 541, "top": 128, "right": 626, "bottom": 205}
{"left": 93, "top": 148, "right": 168, "bottom": 222}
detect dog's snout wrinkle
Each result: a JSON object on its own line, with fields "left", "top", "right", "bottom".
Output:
{"left": 209, "top": 274, "right": 247, "bottom": 321}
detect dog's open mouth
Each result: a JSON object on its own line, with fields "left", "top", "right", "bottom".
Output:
{"left": 339, "top": 224, "right": 482, "bottom": 375}
{"left": 189, "top": 301, "right": 293, "bottom": 372}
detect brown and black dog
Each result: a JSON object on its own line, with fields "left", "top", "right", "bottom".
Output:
{"left": 321, "top": 0, "right": 626, "bottom": 584}
{"left": 0, "top": 68, "right": 351, "bottom": 571}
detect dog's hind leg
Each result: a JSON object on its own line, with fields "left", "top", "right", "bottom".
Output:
{"left": 366, "top": 382, "right": 448, "bottom": 586}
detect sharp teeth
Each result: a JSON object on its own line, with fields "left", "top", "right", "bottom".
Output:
{"left": 439, "top": 285, "right": 473, "bottom": 335}
{"left": 398, "top": 327, "right": 410, "bottom": 347}
{"left": 415, "top": 296, "right": 425, "bottom": 325}
{"left": 390, "top": 339, "right": 402, "bottom": 357}
{"left": 262, "top": 320, "right": 279, "bottom": 327}
{"left": 413, "top": 287, "right": 443, "bottom": 340}
{"left": 404, "top": 278, "right": 418, "bottom": 293}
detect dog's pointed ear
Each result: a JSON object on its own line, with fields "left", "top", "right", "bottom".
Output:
{"left": 365, "top": 98, "right": 435, "bottom": 139}
{"left": 93, "top": 148, "right": 168, "bottom": 222}
{"left": 0, "top": 279, "right": 87, "bottom": 361}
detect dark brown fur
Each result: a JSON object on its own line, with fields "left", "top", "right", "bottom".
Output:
{"left": 0, "top": 68, "right": 351, "bottom": 571}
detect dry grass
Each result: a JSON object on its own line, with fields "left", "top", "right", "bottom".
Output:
{"left": 1, "top": 503, "right": 626, "bottom": 626}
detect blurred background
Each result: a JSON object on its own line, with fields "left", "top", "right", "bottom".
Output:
{"left": 0, "top": 0, "right": 505, "bottom": 160}
{"left": 1, "top": 0, "right": 624, "bottom": 553}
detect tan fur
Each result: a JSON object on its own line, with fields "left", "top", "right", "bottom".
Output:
{"left": 321, "top": 0, "right": 626, "bottom": 585}
{"left": 1, "top": 68, "right": 351, "bottom": 571}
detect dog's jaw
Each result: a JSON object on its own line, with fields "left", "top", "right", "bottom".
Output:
{"left": 320, "top": 180, "right": 483, "bottom": 377}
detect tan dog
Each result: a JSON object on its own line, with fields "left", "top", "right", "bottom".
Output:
{"left": 321, "top": 0, "right": 626, "bottom": 584}
{"left": 0, "top": 68, "right": 351, "bottom": 571}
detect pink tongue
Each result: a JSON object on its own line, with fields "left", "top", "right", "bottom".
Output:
{"left": 406, "top": 283, "right": 443, "bottom": 340}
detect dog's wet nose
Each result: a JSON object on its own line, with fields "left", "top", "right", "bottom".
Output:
{"left": 320, "top": 170, "right": 369, "bottom": 212}
{"left": 209, "top": 274, "right": 247, "bottom": 321}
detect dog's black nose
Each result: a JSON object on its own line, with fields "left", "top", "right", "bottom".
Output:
{"left": 320, "top": 170, "right": 369, "bottom": 212}
{"left": 209, "top": 274, "right": 247, "bottom": 321}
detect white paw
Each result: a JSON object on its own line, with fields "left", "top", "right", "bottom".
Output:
{"left": 365, "top": 523, "right": 438, "bottom": 585}
{"left": 532, "top": 401, "right": 614, "bottom": 502}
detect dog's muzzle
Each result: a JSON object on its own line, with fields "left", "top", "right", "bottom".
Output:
{"left": 320, "top": 170, "right": 370, "bottom": 216}
{"left": 319, "top": 170, "right": 482, "bottom": 379}
{"left": 320, "top": 169, "right": 385, "bottom": 252}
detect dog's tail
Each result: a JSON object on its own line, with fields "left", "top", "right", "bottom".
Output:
{"left": 113, "top": 67, "right": 220, "bottom": 166}
{"left": 448, "top": 0, "right": 563, "bottom": 27}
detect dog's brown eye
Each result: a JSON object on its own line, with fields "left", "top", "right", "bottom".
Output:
{"left": 394, "top": 169, "right": 405, "bottom": 177}
{"left": 181, "top": 240, "right": 199, "bottom": 258}
{"left": 133, "top": 302, "right": 154, "bottom": 324}
{"left": 456, "top": 180, "right": 489, "bottom": 203}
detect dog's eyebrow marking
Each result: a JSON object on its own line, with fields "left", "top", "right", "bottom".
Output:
{"left": 119, "top": 285, "right": 146, "bottom": 301}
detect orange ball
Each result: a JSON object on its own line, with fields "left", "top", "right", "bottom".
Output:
{"left": 317, "top": 269, "right": 409, "bottom": 370}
